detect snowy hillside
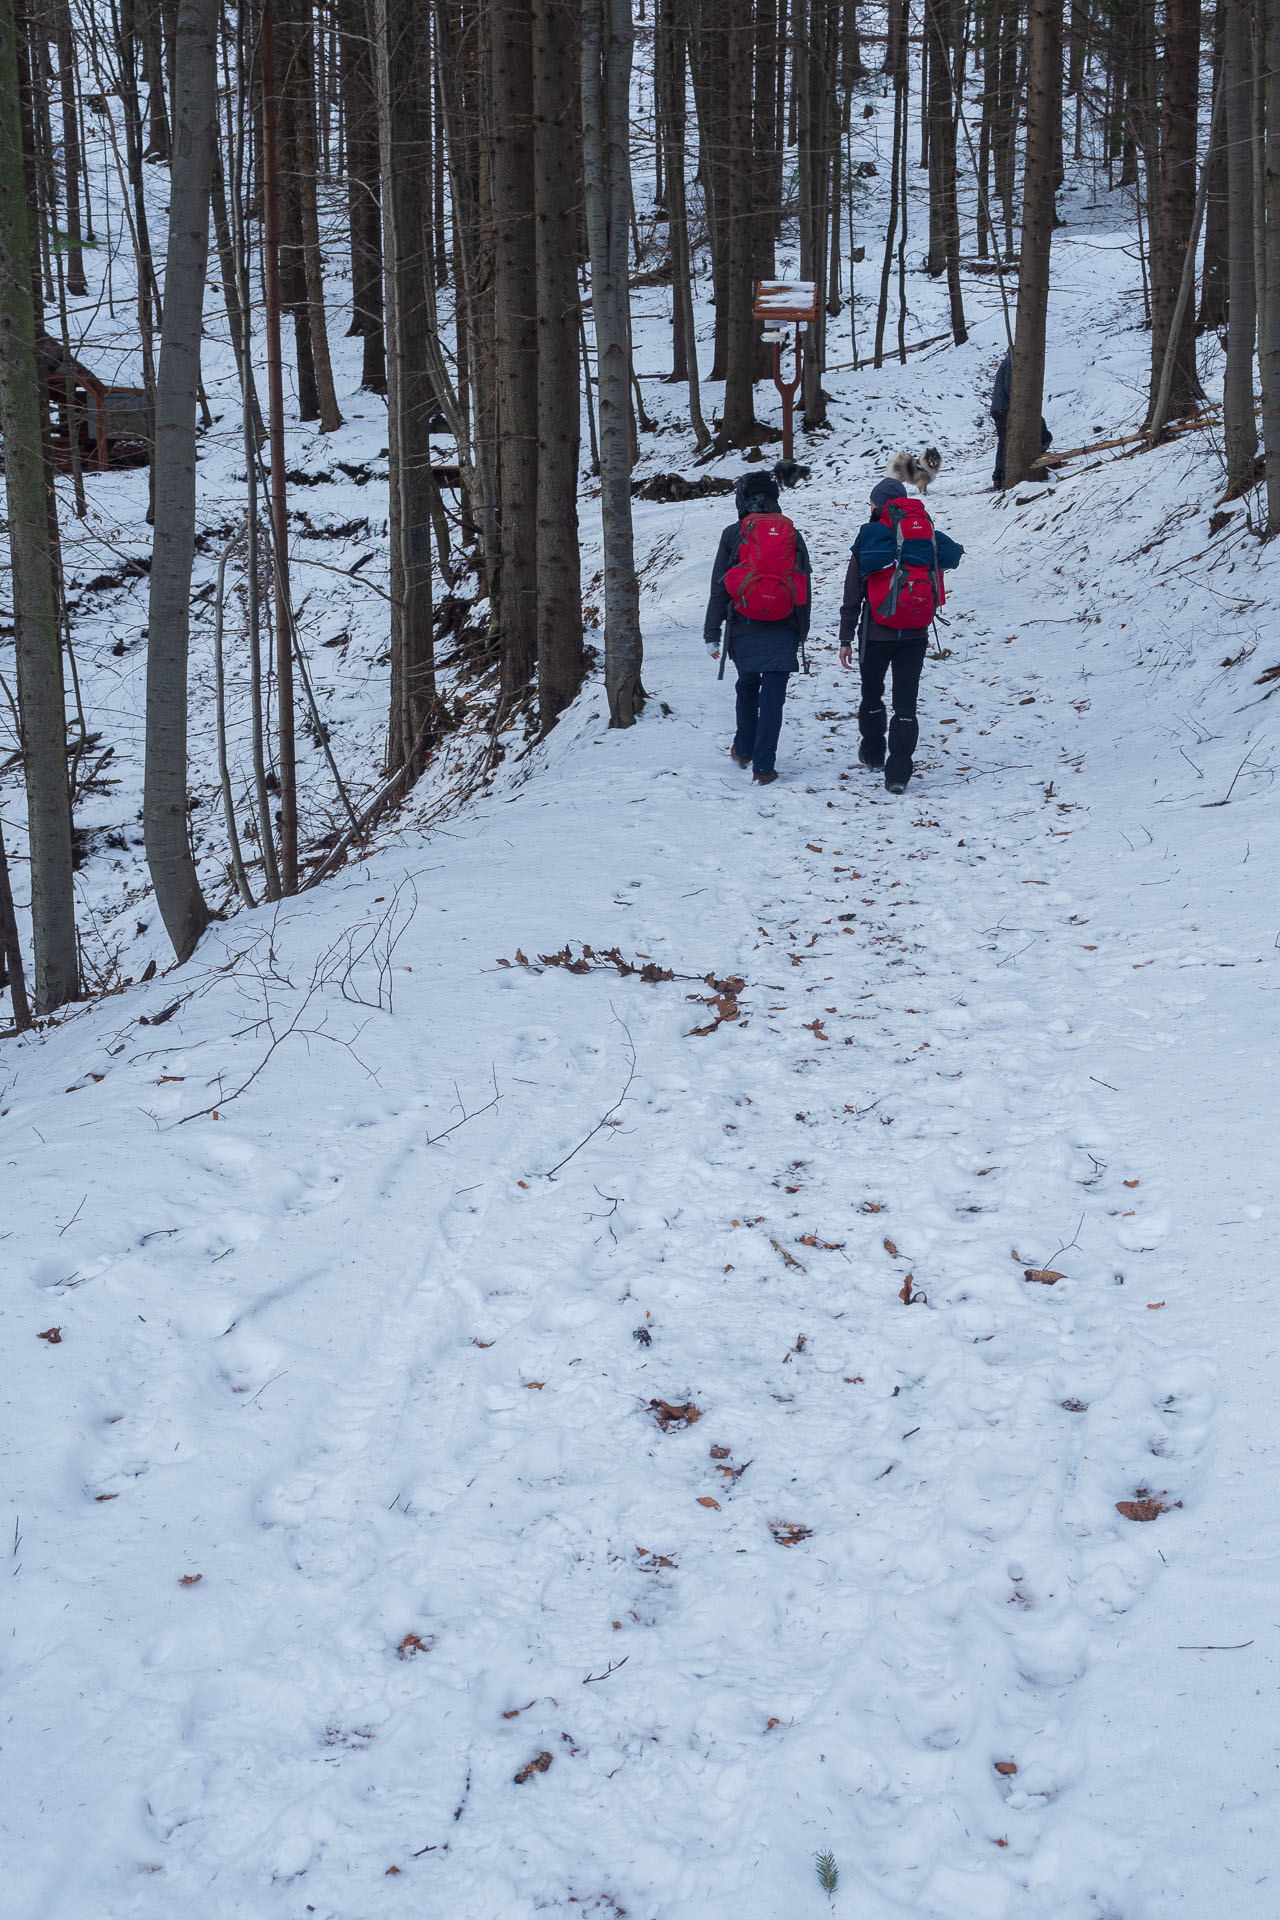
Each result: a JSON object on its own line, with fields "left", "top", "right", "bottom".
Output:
{"left": 5, "top": 44, "right": 1280, "bottom": 1920}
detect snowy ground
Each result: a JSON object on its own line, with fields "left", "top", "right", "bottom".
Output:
{"left": 5, "top": 56, "right": 1280, "bottom": 1920}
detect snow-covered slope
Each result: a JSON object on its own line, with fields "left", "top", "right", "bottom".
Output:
{"left": 5, "top": 60, "right": 1280, "bottom": 1920}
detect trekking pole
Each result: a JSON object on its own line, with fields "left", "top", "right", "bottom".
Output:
{"left": 717, "top": 625, "right": 728, "bottom": 681}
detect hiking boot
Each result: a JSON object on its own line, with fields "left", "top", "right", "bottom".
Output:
{"left": 753, "top": 770, "right": 779, "bottom": 786}
{"left": 885, "top": 775, "right": 911, "bottom": 795}
{"left": 858, "top": 738, "right": 885, "bottom": 770}
{"left": 729, "top": 747, "right": 751, "bottom": 769}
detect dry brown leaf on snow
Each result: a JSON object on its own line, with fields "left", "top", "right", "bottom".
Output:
{"left": 1024, "top": 1269, "right": 1066, "bottom": 1285}
{"left": 1117, "top": 1494, "right": 1181, "bottom": 1522}
{"left": 649, "top": 1399, "right": 702, "bottom": 1430}
{"left": 883, "top": 1237, "right": 899, "bottom": 1258}
{"left": 635, "top": 1547, "right": 677, "bottom": 1570}
{"left": 697, "top": 1497, "right": 721, "bottom": 1510}
{"left": 770, "top": 1238, "right": 805, "bottom": 1271}
{"left": 803, "top": 1018, "right": 827, "bottom": 1038}
{"left": 1124, "top": 1178, "right": 1140, "bottom": 1188}
{"left": 513, "top": 1751, "right": 553, "bottom": 1784}
{"left": 769, "top": 1521, "right": 812, "bottom": 1548}
{"left": 994, "top": 1761, "right": 1018, "bottom": 1776}
{"left": 37, "top": 1327, "right": 62, "bottom": 1343}
{"left": 178, "top": 1574, "right": 203, "bottom": 1587}
{"left": 709, "top": 1445, "right": 731, "bottom": 1460}
{"left": 396, "top": 1633, "right": 431, "bottom": 1659}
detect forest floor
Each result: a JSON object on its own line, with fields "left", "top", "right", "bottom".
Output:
{"left": 5, "top": 92, "right": 1280, "bottom": 1920}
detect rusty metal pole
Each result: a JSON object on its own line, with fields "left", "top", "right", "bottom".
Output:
{"left": 259, "top": 0, "right": 297, "bottom": 894}
{"left": 771, "top": 329, "right": 803, "bottom": 462}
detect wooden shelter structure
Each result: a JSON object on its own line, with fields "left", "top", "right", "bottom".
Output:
{"left": 36, "top": 336, "right": 149, "bottom": 471}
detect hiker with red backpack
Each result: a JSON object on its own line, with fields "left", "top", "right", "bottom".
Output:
{"left": 838, "top": 469, "right": 964, "bottom": 794}
{"left": 704, "top": 463, "right": 812, "bottom": 786}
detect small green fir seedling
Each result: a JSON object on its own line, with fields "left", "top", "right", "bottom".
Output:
{"left": 814, "top": 1849, "right": 840, "bottom": 1902}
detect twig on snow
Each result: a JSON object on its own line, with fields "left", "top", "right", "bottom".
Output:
{"left": 582, "top": 1656, "right": 630, "bottom": 1684}
{"left": 544, "top": 1017, "right": 636, "bottom": 1178}
{"left": 427, "top": 1068, "right": 501, "bottom": 1145}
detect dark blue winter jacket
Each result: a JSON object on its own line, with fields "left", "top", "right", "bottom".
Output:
{"left": 703, "top": 520, "right": 813, "bottom": 673}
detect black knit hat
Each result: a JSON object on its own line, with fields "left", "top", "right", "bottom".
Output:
{"left": 734, "top": 471, "right": 781, "bottom": 518}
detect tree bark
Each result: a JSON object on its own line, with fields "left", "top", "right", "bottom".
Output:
{"left": 1147, "top": 0, "right": 1204, "bottom": 420}
{"left": 259, "top": 0, "right": 298, "bottom": 891}
{"left": 717, "top": 0, "right": 760, "bottom": 446}
{"left": 491, "top": 0, "right": 540, "bottom": 700}
{"left": 280, "top": 0, "right": 342, "bottom": 430}
{"left": 925, "top": 0, "right": 966, "bottom": 343}
{"left": 1262, "top": 0, "right": 1280, "bottom": 532}
{"left": 1003, "top": 0, "right": 1060, "bottom": 487}
{"left": 339, "top": 0, "right": 385, "bottom": 390}
{"left": 144, "top": 0, "right": 216, "bottom": 961}
{"left": 667, "top": 6, "right": 709, "bottom": 445}
{"left": 582, "top": 0, "right": 642, "bottom": 725}
{"left": 0, "top": 810, "right": 32, "bottom": 1029}
{"left": 375, "top": 0, "right": 437, "bottom": 777}
{"left": 1222, "top": 0, "right": 1256, "bottom": 493}
{"left": 54, "top": 1, "right": 86, "bottom": 295}
{"left": 532, "top": 0, "right": 585, "bottom": 730}
{"left": 1198, "top": 0, "right": 1228, "bottom": 332}
{"left": 0, "top": 0, "right": 77, "bottom": 1010}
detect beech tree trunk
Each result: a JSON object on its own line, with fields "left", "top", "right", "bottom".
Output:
{"left": 582, "top": 0, "right": 643, "bottom": 725}
{"left": 1199, "top": 0, "right": 1228, "bottom": 332}
{"left": 1262, "top": 0, "right": 1280, "bottom": 533}
{"left": 285, "top": 0, "right": 342, "bottom": 431}
{"left": 339, "top": 0, "right": 385, "bottom": 390}
{"left": 145, "top": 0, "right": 215, "bottom": 962}
{"left": 1222, "top": 0, "right": 1256, "bottom": 493}
{"left": 0, "top": 812, "right": 31, "bottom": 1028}
{"left": 1003, "top": 0, "right": 1060, "bottom": 487}
{"left": 0, "top": 0, "right": 77, "bottom": 1010}
{"left": 491, "top": 0, "right": 540, "bottom": 699}
{"left": 1147, "top": 0, "right": 1204, "bottom": 420}
{"left": 532, "top": 0, "right": 585, "bottom": 730}
{"left": 55, "top": 1, "right": 86, "bottom": 295}
{"left": 375, "top": 0, "right": 437, "bottom": 776}
{"left": 717, "top": 0, "right": 760, "bottom": 446}
{"left": 925, "top": 0, "right": 966, "bottom": 343}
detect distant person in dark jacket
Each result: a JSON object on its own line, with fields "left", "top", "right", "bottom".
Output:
{"left": 704, "top": 465, "right": 812, "bottom": 786}
{"left": 990, "top": 350, "right": 1053, "bottom": 489}
{"left": 838, "top": 472, "right": 963, "bottom": 794}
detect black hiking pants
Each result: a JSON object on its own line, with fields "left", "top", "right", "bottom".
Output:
{"left": 992, "top": 408, "right": 1052, "bottom": 489}
{"left": 859, "top": 636, "right": 927, "bottom": 786}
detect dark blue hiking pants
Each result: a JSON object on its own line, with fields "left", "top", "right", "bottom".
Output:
{"left": 733, "top": 670, "right": 789, "bottom": 777}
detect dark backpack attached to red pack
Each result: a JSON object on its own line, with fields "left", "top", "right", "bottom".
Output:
{"left": 864, "top": 495, "right": 945, "bottom": 630}
{"left": 723, "top": 514, "right": 809, "bottom": 624}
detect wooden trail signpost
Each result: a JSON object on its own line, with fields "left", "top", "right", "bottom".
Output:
{"left": 754, "top": 281, "right": 818, "bottom": 462}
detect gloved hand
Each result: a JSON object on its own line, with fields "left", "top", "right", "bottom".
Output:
{"left": 705, "top": 641, "right": 720, "bottom": 660}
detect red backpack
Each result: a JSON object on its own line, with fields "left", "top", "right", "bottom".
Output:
{"left": 724, "top": 514, "right": 809, "bottom": 623}
{"left": 864, "top": 495, "right": 945, "bottom": 630}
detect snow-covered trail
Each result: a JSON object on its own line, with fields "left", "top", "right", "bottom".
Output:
{"left": 7, "top": 407, "right": 1280, "bottom": 1919}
